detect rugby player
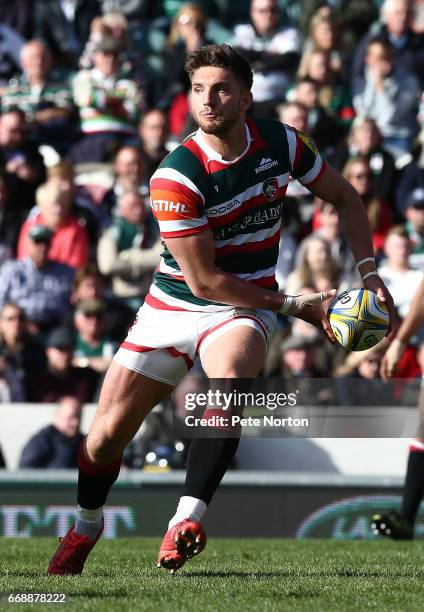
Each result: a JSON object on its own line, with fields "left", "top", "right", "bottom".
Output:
{"left": 372, "top": 276, "right": 424, "bottom": 539}
{"left": 48, "top": 44, "right": 395, "bottom": 575}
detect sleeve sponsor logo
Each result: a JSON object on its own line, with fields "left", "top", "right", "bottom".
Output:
{"left": 297, "top": 131, "right": 319, "bottom": 156}
{"left": 151, "top": 200, "right": 190, "bottom": 214}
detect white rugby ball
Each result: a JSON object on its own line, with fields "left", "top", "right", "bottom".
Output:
{"left": 327, "top": 289, "right": 390, "bottom": 351}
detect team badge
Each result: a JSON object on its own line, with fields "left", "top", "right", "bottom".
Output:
{"left": 263, "top": 177, "right": 279, "bottom": 202}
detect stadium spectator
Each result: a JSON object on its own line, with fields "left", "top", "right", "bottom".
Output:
{"left": 297, "top": 0, "right": 377, "bottom": 48}
{"left": 99, "top": 145, "right": 152, "bottom": 229}
{"left": 163, "top": 4, "right": 211, "bottom": 101}
{"left": 378, "top": 225, "right": 424, "bottom": 318}
{"left": 303, "top": 7, "right": 344, "bottom": 75}
{"left": 97, "top": 190, "right": 162, "bottom": 308}
{"left": 290, "top": 77, "right": 343, "bottom": 155}
{"left": 402, "top": 188, "right": 424, "bottom": 265}
{"left": 19, "top": 396, "right": 85, "bottom": 468}
{"left": 69, "top": 36, "right": 145, "bottom": 163}
{"left": 232, "top": 0, "right": 302, "bottom": 116}
{"left": 280, "top": 333, "right": 328, "bottom": 378}
{"left": 277, "top": 100, "right": 308, "bottom": 132}
{"left": 79, "top": 11, "right": 130, "bottom": 71}
{"left": 0, "top": 302, "right": 46, "bottom": 400}
{"left": 285, "top": 235, "right": 343, "bottom": 295}
{"left": 0, "top": 22, "right": 25, "bottom": 88}
{"left": 331, "top": 116, "right": 397, "bottom": 206}
{"left": 352, "top": 0, "right": 424, "bottom": 85}
{"left": 67, "top": 264, "right": 134, "bottom": 343}
{"left": 0, "top": 170, "right": 21, "bottom": 257}
{"left": 312, "top": 199, "right": 358, "bottom": 284}
{"left": 1, "top": 40, "right": 76, "bottom": 155}
{"left": 0, "top": 444, "right": 5, "bottom": 468}
{"left": 0, "top": 225, "right": 74, "bottom": 334}
{"left": 396, "top": 161, "right": 424, "bottom": 217}
{"left": 45, "top": 160, "right": 99, "bottom": 249}
{"left": 297, "top": 49, "right": 354, "bottom": 131}
{"left": 342, "top": 156, "right": 393, "bottom": 254}
{"left": 353, "top": 39, "right": 421, "bottom": 160}
{"left": 18, "top": 181, "right": 89, "bottom": 269}
{"left": 138, "top": 109, "right": 169, "bottom": 177}
{"left": 73, "top": 299, "right": 116, "bottom": 374}
{"left": 27, "top": 326, "right": 99, "bottom": 403}
{"left": 79, "top": 11, "right": 156, "bottom": 105}
{"left": 334, "top": 346, "right": 393, "bottom": 406}
{"left": 33, "top": 0, "right": 101, "bottom": 70}
{"left": 0, "top": 109, "right": 46, "bottom": 214}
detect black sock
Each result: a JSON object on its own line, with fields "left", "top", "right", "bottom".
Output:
{"left": 401, "top": 449, "right": 424, "bottom": 527}
{"left": 77, "top": 440, "right": 122, "bottom": 509}
{"left": 183, "top": 431, "right": 240, "bottom": 504}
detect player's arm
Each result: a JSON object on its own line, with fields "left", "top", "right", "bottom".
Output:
{"left": 164, "top": 229, "right": 336, "bottom": 342}
{"left": 307, "top": 163, "right": 396, "bottom": 328}
{"left": 381, "top": 276, "right": 424, "bottom": 380}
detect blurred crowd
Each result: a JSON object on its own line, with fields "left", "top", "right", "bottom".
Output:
{"left": 0, "top": 0, "right": 424, "bottom": 468}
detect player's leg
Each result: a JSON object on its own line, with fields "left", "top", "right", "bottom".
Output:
{"left": 372, "top": 383, "right": 424, "bottom": 540}
{"left": 158, "top": 323, "right": 267, "bottom": 571}
{"left": 180, "top": 324, "right": 267, "bottom": 507}
{"left": 48, "top": 361, "right": 173, "bottom": 575}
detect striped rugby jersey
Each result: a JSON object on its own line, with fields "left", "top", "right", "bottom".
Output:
{"left": 148, "top": 117, "right": 327, "bottom": 311}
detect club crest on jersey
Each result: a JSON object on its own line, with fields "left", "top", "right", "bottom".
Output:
{"left": 263, "top": 177, "right": 278, "bottom": 202}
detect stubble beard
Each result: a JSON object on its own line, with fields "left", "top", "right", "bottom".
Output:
{"left": 195, "top": 106, "right": 242, "bottom": 137}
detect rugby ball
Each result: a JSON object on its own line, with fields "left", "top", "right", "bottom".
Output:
{"left": 327, "top": 289, "right": 390, "bottom": 351}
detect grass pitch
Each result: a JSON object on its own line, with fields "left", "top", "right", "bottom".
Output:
{"left": 1, "top": 538, "right": 424, "bottom": 611}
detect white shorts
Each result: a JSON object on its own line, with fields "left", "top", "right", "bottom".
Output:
{"left": 114, "top": 301, "right": 277, "bottom": 386}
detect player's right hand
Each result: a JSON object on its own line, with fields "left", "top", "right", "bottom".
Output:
{"left": 380, "top": 338, "right": 406, "bottom": 381}
{"left": 280, "top": 289, "right": 337, "bottom": 344}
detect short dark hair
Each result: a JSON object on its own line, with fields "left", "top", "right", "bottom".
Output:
{"left": 295, "top": 76, "right": 319, "bottom": 89}
{"left": 367, "top": 37, "right": 393, "bottom": 58}
{"left": 185, "top": 44, "right": 253, "bottom": 91}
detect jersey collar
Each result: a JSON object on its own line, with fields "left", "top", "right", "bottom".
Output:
{"left": 193, "top": 123, "right": 252, "bottom": 165}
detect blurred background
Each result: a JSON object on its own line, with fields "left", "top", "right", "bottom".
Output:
{"left": 0, "top": 0, "right": 423, "bottom": 540}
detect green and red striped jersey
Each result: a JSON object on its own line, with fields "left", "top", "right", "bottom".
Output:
{"left": 149, "top": 117, "right": 326, "bottom": 311}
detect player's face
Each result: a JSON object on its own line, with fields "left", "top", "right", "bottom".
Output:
{"left": 190, "top": 66, "right": 252, "bottom": 136}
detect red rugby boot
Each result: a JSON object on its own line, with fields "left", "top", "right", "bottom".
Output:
{"left": 157, "top": 519, "right": 207, "bottom": 573}
{"left": 48, "top": 520, "right": 104, "bottom": 575}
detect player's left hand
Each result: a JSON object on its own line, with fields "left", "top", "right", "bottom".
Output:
{"left": 363, "top": 274, "right": 397, "bottom": 334}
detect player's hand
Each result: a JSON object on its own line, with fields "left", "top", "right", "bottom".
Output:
{"left": 363, "top": 275, "right": 397, "bottom": 334}
{"left": 280, "top": 289, "right": 337, "bottom": 344}
{"left": 380, "top": 338, "right": 406, "bottom": 381}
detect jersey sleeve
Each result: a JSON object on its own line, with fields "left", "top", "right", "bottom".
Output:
{"left": 284, "top": 126, "right": 327, "bottom": 186}
{"left": 150, "top": 167, "right": 209, "bottom": 239}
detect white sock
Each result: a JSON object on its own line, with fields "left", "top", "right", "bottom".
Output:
{"left": 168, "top": 496, "right": 207, "bottom": 529}
{"left": 75, "top": 505, "right": 104, "bottom": 539}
